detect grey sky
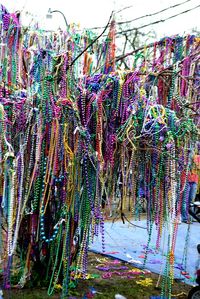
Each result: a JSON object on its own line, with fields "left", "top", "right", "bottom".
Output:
{"left": 1, "top": 0, "right": 199, "bottom": 38}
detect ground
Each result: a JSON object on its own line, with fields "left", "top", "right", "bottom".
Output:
{"left": 2, "top": 251, "right": 193, "bottom": 299}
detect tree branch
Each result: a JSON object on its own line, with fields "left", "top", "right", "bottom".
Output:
{"left": 67, "top": 11, "right": 114, "bottom": 70}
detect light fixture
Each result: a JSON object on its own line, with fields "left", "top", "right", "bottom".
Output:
{"left": 46, "top": 8, "right": 69, "bottom": 29}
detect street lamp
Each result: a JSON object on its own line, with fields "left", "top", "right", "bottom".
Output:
{"left": 46, "top": 8, "right": 69, "bottom": 29}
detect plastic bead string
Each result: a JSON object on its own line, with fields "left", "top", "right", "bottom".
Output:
{"left": 0, "top": 6, "right": 199, "bottom": 299}
{"left": 95, "top": 259, "right": 150, "bottom": 280}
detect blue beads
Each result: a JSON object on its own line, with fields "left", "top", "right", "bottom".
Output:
{"left": 40, "top": 211, "right": 59, "bottom": 243}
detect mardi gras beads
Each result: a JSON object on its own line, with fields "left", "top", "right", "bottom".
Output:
{"left": 0, "top": 7, "right": 199, "bottom": 298}
{"left": 47, "top": 223, "right": 64, "bottom": 296}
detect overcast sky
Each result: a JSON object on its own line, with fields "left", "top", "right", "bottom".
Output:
{"left": 0, "top": 0, "right": 199, "bottom": 39}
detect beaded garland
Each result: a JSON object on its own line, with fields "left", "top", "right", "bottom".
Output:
{"left": 0, "top": 6, "right": 199, "bottom": 299}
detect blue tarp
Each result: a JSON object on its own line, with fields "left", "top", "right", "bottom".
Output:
{"left": 90, "top": 220, "right": 200, "bottom": 285}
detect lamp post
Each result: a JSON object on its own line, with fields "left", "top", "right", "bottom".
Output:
{"left": 46, "top": 8, "right": 69, "bottom": 29}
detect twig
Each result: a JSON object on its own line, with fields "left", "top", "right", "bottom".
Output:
{"left": 67, "top": 11, "right": 114, "bottom": 70}
{"left": 121, "top": 212, "right": 147, "bottom": 229}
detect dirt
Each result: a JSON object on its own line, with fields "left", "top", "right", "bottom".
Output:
{"left": 2, "top": 251, "right": 193, "bottom": 299}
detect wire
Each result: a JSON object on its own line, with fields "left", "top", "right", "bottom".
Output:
{"left": 67, "top": 11, "right": 114, "bottom": 70}
{"left": 83, "top": 6, "right": 132, "bottom": 31}
{"left": 116, "top": 4, "right": 200, "bottom": 36}
{"left": 117, "top": 0, "right": 193, "bottom": 26}
{"left": 115, "top": 5, "right": 133, "bottom": 15}
{"left": 87, "top": 0, "right": 193, "bottom": 30}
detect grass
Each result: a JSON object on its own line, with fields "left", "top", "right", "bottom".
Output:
{"left": 1, "top": 252, "right": 192, "bottom": 299}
